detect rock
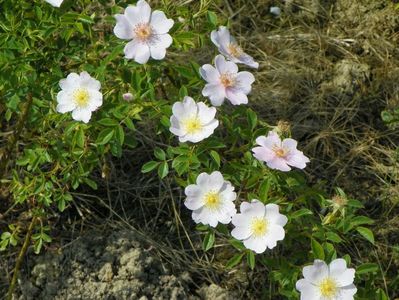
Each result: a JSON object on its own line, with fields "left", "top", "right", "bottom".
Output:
{"left": 198, "top": 284, "right": 235, "bottom": 300}
{"left": 98, "top": 263, "right": 114, "bottom": 282}
{"left": 321, "top": 59, "right": 370, "bottom": 95}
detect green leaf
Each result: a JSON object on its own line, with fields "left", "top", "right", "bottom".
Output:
{"left": 381, "top": 110, "right": 393, "bottom": 123}
{"left": 326, "top": 232, "right": 342, "bottom": 243}
{"left": 179, "top": 86, "right": 188, "bottom": 98}
{"left": 350, "top": 216, "right": 374, "bottom": 227}
{"left": 141, "top": 161, "right": 160, "bottom": 173}
{"left": 124, "top": 118, "right": 135, "bottom": 130}
{"left": 341, "top": 255, "right": 351, "bottom": 267}
{"left": 229, "top": 239, "right": 246, "bottom": 251}
{"left": 160, "top": 116, "right": 170, "bottom": 128}
{"left": 158, "top": 161, "right": 169, "bottom": 179}
{"left": 74, "top": 127, "right": 85, "bottom": 148}
{"left": 41, "top": 233, "right": 52, "bottom": 243}
{"left": 115, "top": 125, "right": 125, "bottom": 146}
{"left": 195, "top": 224, "right": 209, "bottom": 231}
{"left": 78, "top": 14, "right": 95, "bottom": 24}
{"left": 131, "top": 71, "right": 141, "bottom": 91}
{"left": 347, "top": 199, "right": 363, "bottom": 208}
{"left": 5, "top": 109, "right": 12, "bottom": 122}
{"left": 209, "top": 150, "right": 220, "bottom": 167}
{"left": 9, "top": 235, "right": 18, "bottom": 246}
{"left": 376, "top": 288, "right": 389, "bottom": 300}
{"left": 172, "top": 155, "right": 189, "bottom": 176}
{"left": 35, "top": 6, "right": 42, "bottom": 19}
{"left": 1, "top": 232, "right": 11, "bottom": 240}
{"left": 98, "top": 118, "right": 119, "bottom": 127}
{"left": 226, "top": 253, "right": 245, "bottom": 269}
{"left": 125, "top": 135, "right": 137, "bottom": 148}
{"left": 58, "top": 198, "right": 65, "bottom": 212}
{"left": 323, "top": 242, "right": 337, "bottom": 261}
{"left": 154, "top": 147, "right": 166, "bottom": 160}
{"left": 356, "top": 263, "right": 378, "bottom": 275}
{"left": 311, "top": 238, "right": 325, "bottom": 260}
{"left": 96, "top": 128, "right": 114, "bottom": 145}
{"left": 247, "top": 109, "right": 257, "bottom": 131}
{"left": 290, "top": 208, "right": 313, "bottom": 219}
{"left": 202, "top": 231, "right": 215, "bottom": 251}
{"left": 356, "top": 227, "right": 375, "bottom": 244}
{"left": 0, "top": 239, "right": 9, "bottom": 251}
{"left": 258, "top": 178, "right": 271, "bottom": 202}
{"left": 83, "top": 178, "right": 98, "bottom": 190}
{"left": 6, "top": 94, "right": 20, "bottom": 110}
{"left": 34, "top": 238, "right": 43, "bottom": 254}
{"left": 64, "top": 122, "right": 79, "bottom": 135}
{"left": 247, "top": 251, "right": 255, "bottom": 270}
{"left": 206, "top": 11, "right": 218, "bottom": 27}
{"left": 74, "top": 22, "right": 84, "bottom": 34}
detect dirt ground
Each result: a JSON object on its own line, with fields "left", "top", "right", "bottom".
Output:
{"left": 15, "top": 230, "right": 234, "bottom": 300}
{"left": 3, "top": 0, "right": 399, "bottom": 299}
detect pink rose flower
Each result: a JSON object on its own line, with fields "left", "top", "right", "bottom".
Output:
{"left": 200, "top": 55, "right": 255, "bottom": 106}
{"left": 252, "top": 131, "right": 310, "bottom": 171}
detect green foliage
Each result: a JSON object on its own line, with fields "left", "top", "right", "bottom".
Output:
{"left": 381, "top": 108, "right": 399, "bottom": 127}
{"left": 0, "top": 225, "right": 20, "bottom": 251}
{"left": 0, "top": 0, "right": 390, "bottom": 299}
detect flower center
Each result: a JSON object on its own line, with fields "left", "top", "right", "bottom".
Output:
{"left": 227, "top": 43, "right": 243, "bottom": 58}
{"left": 183, "top": 117, "right": 202, "bottom": 134}
{"left": 73, "top": 89, "right": 90, "bottom": 108}
{"left": 220, "top": 72, "right": 236, "bottom": 88}
{"left": 332, "top": 195, "right": 347, "bottom": 207}
{"left": 319, "top": 278, "right": 338, "bottom": 298}
{"left": 272, "top": 145, "right": 289, "bottom": 158}
{"left": 134, "top": 23, "right": 153, "bottom": 42}
{"left": 251, "top": 218, "right": 268, "bottom": 237}
{"left": 204, "top": 191, "right": 221, "bottom": 210}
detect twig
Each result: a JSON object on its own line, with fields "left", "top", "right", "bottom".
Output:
{"left": 6, "top": 216, "right": 37, "bottom": 300}
{"left": 265, "top": 33, "right": 357, "bottom": 47}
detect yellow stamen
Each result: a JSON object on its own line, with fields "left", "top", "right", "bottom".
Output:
{"left": 73, "top": 89, "right": 90, "bottom": 108}
{"left": 228, "top": 43, "right": 243, "bottom": 58}
{"left": 332, "top": 195, "right": 348, "bottom": 207}
{"left": 272, "top": 145, "right": 289, "bottom": 158}
{"left": 134, "top": 23, "right": 152, "bottom": 41}
{"left": 183, "top": 117, "right": 202, "bottom": 134}
{"left": 204, "top": 191, "right": 221, "bottom": 210}
{"left": 251, "top": 218, "right": 268, "bottom": 237}
{"left": 319, "top": 278, "right": 338, "bottom": 298}
{"left": 220, "top": 73, "right": 236, "bottom": 87}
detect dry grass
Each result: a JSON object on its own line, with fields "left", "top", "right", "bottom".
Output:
{"left": 211, "top": 0, "right": 399, "bottom": 297}
{"left": 216, "top": 0, "right": 399, "bottom": 194}
{"left": 85, "top": 1, "right": 399, "bottom": 296}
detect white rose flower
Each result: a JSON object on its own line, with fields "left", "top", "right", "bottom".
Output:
{"left": 211, "top": 26, "right": 259, "bottom": 69}
{"left": 169, "top": 96, "right": 219, "bottom": 143}
{"left": 296, "top": 259, "right": 357, "bottom": 300}
{"left": 56, "top": 72, "right": 103, "bottom": 123}
{"left": 113, "top": 0, "right": 174, "bottom": 64}
{"left": 184, "top": 171, "right": 237, "bottom": 227}
{"left": 231, "top": 200, "right": 287, "bottom": 254}
{"left": 200, "top": 55, "right": 255, "bottom": 106}
{"left": 45, "top": 0, "right": 63, "bottom": 7}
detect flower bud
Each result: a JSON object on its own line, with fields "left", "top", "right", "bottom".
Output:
{"left": 122, "top": 93, "right": 133, "bottom": 102}
{"left": 270, "top": 6, "right": 281, "bottom": 16}
{"left": 273, "top": 120, "right": 291, "bottom": 137}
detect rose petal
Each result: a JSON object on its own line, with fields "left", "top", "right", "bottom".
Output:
{"left": 151, "top": 11, "right": 174, "bottom": 34}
